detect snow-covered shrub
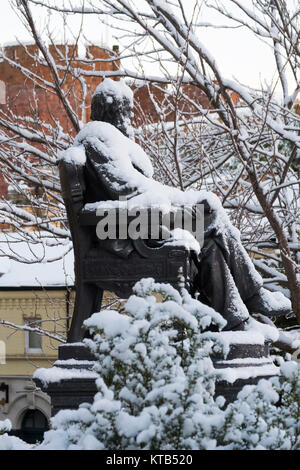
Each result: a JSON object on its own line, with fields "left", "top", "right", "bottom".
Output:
{"left": 0, "top": 419, "right": 11, "bottom": 435}
{"left": 37, "top": 279, "right": 300, "bottom": 450}
{"left": 217, "top": 361, "right": 300, "bottom": 450}
{"left": 41, "top": 278, "right": 227, "bottom": 450}
{"left": 0, "top": 419, "right": 32, "bottom": 450}
{"left": 2, "top": 279, "right": 299, "bottom": 450}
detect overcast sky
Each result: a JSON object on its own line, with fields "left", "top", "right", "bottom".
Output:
{"left": 0, "top": 0, "right": 292, "bottom": 95}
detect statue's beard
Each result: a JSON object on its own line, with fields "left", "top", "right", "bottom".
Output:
{"left": 90, "top": 107, "right": 134, "bottom": 140}
{"left": 115, "top": 115, "right": 134, "bottom": 140}
{"left": 90, "top": 93, "right": 134, "bottom": 139}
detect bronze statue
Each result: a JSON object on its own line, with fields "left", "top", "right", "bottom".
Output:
{"left": 61, "top": 79, "right": 292, "bottom": 341}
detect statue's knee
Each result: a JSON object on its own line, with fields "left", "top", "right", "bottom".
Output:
{"left": 201, "top": 236, "right": 219, "bottom": 256}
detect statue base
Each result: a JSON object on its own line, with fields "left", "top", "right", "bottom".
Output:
{"left": 33, "top": 333, "right": 280, "bottom": 416}
{"left": 33, "top": 343, "right": 98, "bottom": 417}
{"left": 213, "top": 337, "right": 279, "bottom": 405}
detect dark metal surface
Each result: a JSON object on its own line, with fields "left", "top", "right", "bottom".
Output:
{"left": 58, "top": 343, "right": 96, "bottom": 362}
{"left": 34, "top": 377, "right": 97, "bottom": 417}
{"left": 33, "top": 341, "right": 279, "bottom": 416}
{"left": 59, "top": 158, "right": 196, "bottom": 343}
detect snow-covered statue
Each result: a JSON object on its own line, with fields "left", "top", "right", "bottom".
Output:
{"left": 64, "top": 78, "right": 291, "bottom": 332}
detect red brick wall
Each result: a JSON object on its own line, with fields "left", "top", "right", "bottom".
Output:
{"left": 0, "top": 44, "right": 241, "bottom": 199}
{"left": 0, "top": 43, "right": 120, "bottom": 197}
{"left": 132, "top": 82, "right": 214, "bottom": 127}
{"left": 0, "top": 173, "right": 7, "bottom": 199}
{"left": 0, "top": 44, "right": 120, "bottom": 130}
{"left": 132, "top": 83, "right": 169, "bottom": 126}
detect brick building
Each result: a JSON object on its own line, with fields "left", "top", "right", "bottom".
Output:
{"left": 0, "top": 43, "right": 120, "bottom": 129}
{"left": 0, "top": 42, "right": 243, "bottom": 199}
{"left": 0, "top": 43, "right": 120, "bottom": 198}
{"left": 132, "top": 81, "right": 213, "bottom": 127}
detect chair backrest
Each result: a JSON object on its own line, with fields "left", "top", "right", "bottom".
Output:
{"left": 58, "top": 159, "right": 86, "bottom": 209}
{"left": 58, "top": 159, "right": 91, "bottom": 263}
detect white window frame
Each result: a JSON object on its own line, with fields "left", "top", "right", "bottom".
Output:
{"left": 0, "top": 81, "right": 6, "bottom": 105}
{"left": 25, "top": 319, "right": 42, "bottom": 354}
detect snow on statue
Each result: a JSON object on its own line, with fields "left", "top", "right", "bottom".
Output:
{"left": 60, "top": 78, "right": 292, "bottom": 331}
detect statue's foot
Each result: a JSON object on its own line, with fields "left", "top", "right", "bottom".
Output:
{"left": 223, "top": 318, "right": 250, "bottom": 331}
{"left": 245, "top": 287, "right": 292, "bottom": 318}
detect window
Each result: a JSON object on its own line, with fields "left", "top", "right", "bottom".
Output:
{"left": 0, "top": 81, "right": 6, "bottom": 105}
{"left": 22, "top": 409, "right": 48, "bottom": 430}
{"left": 25, "top": 318, "right": 42, "bottom": 354}
{"left": 0, "top": 340, "right": 5, "bottom": 364}
{"left": 14, "top": 409, "right": 49, "bottom": 444}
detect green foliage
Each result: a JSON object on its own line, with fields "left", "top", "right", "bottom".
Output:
{"left": 0, "top": 420, "right": 11, "bottom": 436}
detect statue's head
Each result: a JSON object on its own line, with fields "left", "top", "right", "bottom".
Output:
{"left": 91, "top": 78, "right": 134, "bottom": 138}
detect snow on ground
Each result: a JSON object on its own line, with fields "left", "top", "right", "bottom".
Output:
{"left": 0, "top": 433, "right": 33, "bottom": 451}
{"left": 0, "top": 419, "right": 32, "bottom": 450}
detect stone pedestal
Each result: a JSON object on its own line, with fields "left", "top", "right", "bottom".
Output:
{"left": 213, "top": 336, "right": 279, "bottom": 404}
{"left": 33, "top": 331, "right": 280, "bottom": 416}
{"left": 33, "top": 344, "right": 98, "bottom": 417}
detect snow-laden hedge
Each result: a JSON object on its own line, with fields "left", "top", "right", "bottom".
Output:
{"left": 0, "top": 419, "right": 32, "bottom": 450}
{"left": 1, "top": 279, "right": 300, "bottom": 450}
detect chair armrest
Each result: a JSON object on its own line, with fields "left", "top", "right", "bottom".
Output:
{"left": 78, "top": 208, "right": 138, "bottom": 226}
{"left": 78, "top": 207, "right": 152, "bottom": 226}
{"left": 79, "top": 205, "right": 202, "bottom": 230}
{"left": 78, "top": 209, "right": 99, "bottom": 226}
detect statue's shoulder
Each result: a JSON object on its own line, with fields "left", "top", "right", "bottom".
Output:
{"left": 74, "top": 121, "right": 121, "bottom": 146}
{"left": 73, "top": 121, "right": 154, "bottom": 179}
{"left": 58, "top": 122, "right": 121, "bottom": 168}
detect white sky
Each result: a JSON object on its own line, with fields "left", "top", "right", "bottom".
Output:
{"left": 0, "top": 0, "right": 294, "bottom": 95}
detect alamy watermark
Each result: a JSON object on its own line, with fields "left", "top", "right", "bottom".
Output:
{"left": 96, "top": 199, "right": 205, "bottom": 247}
{"left": 0, "top": 341, "right": 6, "bottom": 365}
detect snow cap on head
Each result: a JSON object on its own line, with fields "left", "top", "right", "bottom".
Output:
{"left": 90, "top": 78, "right": 134, "bottom": 138}
{"left": 93, "top": 78, "right": 133, "bottom": 107}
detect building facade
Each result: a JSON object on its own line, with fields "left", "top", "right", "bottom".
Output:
{"left": 0, "top": 236, "right": 74, "bottom": 442}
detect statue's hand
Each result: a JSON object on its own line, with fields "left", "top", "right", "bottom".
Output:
{"left": 199, "top": 199, "right": 213, "bottom": 214}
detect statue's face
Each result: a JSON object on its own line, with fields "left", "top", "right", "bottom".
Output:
{"left": 113, "top": 97, "right": 133, "bottom": 121}
{"left": 91, "top": 92, "right": 133, "bottom": 137}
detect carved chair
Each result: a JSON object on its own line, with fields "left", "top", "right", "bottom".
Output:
{"left": 59, "top": 159, "right": 197, "bottom": 342}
